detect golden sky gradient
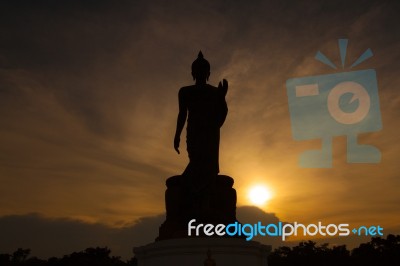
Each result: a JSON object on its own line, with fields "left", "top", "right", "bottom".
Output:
{"left": 0, "top": 0, "right": 399, "bottom": 259}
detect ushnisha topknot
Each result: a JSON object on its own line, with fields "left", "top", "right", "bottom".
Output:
{"left": 192, "top": 50, "right": 210, "bottom": 73}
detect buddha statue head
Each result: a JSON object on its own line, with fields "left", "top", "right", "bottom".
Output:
{"left": 192, "top": 51, "right": 210, "bottom": 83}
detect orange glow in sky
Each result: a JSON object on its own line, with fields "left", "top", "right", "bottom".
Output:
{"left": 0, "top": 0, "right": 399, "bottom": 260}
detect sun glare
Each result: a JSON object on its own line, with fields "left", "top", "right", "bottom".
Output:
{"left": 248, "top": 185, "right": 272, "bottom": 206}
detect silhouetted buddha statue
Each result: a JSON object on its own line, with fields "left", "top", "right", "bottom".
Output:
{"left": 174, "top": 51, "right": 228, "bottom": 194}
{"left": 157, "top": 52, "right": 235, "bottom": 240}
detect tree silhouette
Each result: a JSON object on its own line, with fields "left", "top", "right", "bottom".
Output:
{"left": 0, "top": 247, "right": 126, "bottom": 266}
{"left": 351, "top": 234, "right": 400, "bottom": 266}
{"left": 268, "top": 235, "right": 400, "bottom": 266}
{"left": 0, "top": 236, "right": 399, "bottom": 265}
{"left": 268, "top": 240, "right": 350, "bottom": 266}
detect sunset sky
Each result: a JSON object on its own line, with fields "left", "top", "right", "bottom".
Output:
{"left": 0, "top": 0, "right": 399, "bottom": 260}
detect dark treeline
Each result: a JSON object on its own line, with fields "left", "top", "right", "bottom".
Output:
{"left": 0, "top": 247, "right": 137, "bottom": 266}
{"left": 269, "top": 234, "right": 400, "bottom": 266}
{"left": 1, "top": 235, "right": 399, "bottom": 265}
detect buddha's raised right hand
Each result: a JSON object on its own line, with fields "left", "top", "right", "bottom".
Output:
{"left": 218, "top": 79, "right": 228, "bottom": 96}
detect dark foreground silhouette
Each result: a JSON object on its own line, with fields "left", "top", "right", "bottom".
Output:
{"left": 268, "top": 234, "right": 400, "bottom": 266}
{"left": 174, "top": 51, "right": 228, "bottom": 185}
{"left": 1, "top": 235, "right": 399, "bottom": 266}
{"left": 158, "top": 52, "right": 235, "bottom": 240}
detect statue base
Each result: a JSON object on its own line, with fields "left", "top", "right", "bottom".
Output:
{"left": 157, "top": 175, "right": 238, "bottom": 240}
{"left": 134, "top": 237, "right": 271, "bottom": 266}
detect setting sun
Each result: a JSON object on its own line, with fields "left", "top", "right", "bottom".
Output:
{"left": 248, "top": 185, "right": 273, "bottom": 206}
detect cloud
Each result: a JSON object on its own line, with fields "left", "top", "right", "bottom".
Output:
{"left": 2, "top": 207, "right": 396, "bottom": 260}
{"left": 236, "top": 205, "right": 286, "bottom": 247}
{"left": 0, "top": 213, "right": 164, "bottom": 260}
{"left": 0, "top": 207, "right": 286, "bottom": 259}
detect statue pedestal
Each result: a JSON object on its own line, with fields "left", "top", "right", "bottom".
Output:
{"left": 134, "top": 237, "right": 271, "bottom": 266}
{"left": 135, "top": 175, "right": 271, "bottom": 265}
{"left": 158, "top": 175, "right": 237, "bottom": 240}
